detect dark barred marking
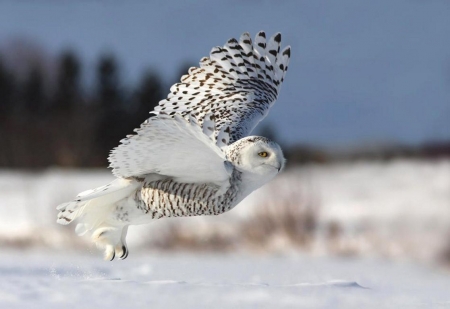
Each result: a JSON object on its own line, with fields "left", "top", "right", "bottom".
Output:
{"left": 134, "top": 170, "right": 242, "bottom": 219}
{"left": 149, "top": 31, "right": 290, "bottom": 146}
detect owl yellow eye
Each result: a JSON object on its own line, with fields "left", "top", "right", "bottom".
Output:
{"left": 258, "top": 151, "right": 268, "bottom": 158}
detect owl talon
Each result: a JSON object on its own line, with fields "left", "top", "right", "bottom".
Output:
{"left": 119, "top": 245, "right": 128, "bottom": 260}
{"left": 108, "top": 251, "right": 115, "bottom": 261}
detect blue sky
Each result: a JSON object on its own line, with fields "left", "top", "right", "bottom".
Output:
{"left": 0, "top": 1, "right": 449, "bottom": 148}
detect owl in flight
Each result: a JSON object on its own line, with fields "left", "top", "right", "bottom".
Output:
{"left": 57, "top": 31, "right": 291, "bottom": 260}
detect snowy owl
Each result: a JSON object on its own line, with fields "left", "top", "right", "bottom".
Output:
{"left": 57, "top": 31, "right": 291, "bottom": 260}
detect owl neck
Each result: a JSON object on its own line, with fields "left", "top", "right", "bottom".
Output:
{"left": 235, "top": 169, "right": 274, "bottom": 201}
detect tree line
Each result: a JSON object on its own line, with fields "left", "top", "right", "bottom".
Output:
{"left": 0, "top": 49, "right": 173, "bottom": 168}
{"left": 1, "top": 46, "right": 447, "bottom": 169}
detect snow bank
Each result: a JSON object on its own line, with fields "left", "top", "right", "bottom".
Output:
{"left": 0, "top": 159, "right": 449, "bottom": 264}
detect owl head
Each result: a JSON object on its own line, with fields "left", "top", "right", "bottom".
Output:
{"left": 226, "top": 136, "right": 285, "bottom": 180}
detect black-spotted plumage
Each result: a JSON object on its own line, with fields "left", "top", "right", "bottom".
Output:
{"left": 126, "top": 169, "right": 243, "bottom": 220}
{"left": 153, "top": 31, "right": 290, "bottom": 144}
{"left": 56, "top": 31, "right": 291, "bottom": 260}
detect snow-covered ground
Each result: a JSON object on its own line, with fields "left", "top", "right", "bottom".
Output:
{"left": 0, "top": 159, "right": 449, "bottom": 307}
{"left": 1, "top": 250, "right": 450, "bottom": 308}
{"left": 1, "top": 159, "right": 449, "bottom": 261}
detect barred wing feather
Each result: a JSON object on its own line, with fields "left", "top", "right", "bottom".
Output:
{"left": 153, "top": 31, "right": 290, "bottom": 144}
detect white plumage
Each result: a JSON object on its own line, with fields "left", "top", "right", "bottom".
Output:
{"left": 57, "top": 31, "right": 291, "bottom": 260}
{"left": 110, "top": 114, "right": 231, "bottom": 187}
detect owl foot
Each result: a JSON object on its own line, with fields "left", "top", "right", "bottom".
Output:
{"left": 93, "top": 224, "right": 130, "bottom": 261}
{"left": 104, "top": 242, "right": 128, "bottom": 261}
{"left": 118, "top": 245, "right": 129, "bottom": 260}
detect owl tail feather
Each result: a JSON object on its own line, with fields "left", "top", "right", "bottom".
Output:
{"left": 57, "top": 178, "right": 140, "bottom": 260}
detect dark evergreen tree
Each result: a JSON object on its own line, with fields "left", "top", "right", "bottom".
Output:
{"left": 96, "top": 54, "right": 122, "bottom": 109}
{"left": 53, "top": 50, "right": 81, "bottom": 112}
{"left": 95, "top": 53, "right": 128, "bottom": 161}
{"left": 22, "top": 65, "right": 45, "bottom": 114}
{"left": 0, "top": 56, "right": 16, "bottom": 167}
{"left": 133, "top": 70, "right": 163, "bottom": 123}
{"left": 0, "top": 56, "right": 15, "bottom": 118}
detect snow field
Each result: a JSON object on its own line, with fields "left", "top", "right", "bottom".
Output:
{"left": 2, "top": 159, "right": 449, "bottom": 263}
{"left": 0, "top": 159, "right": 449, "bottom": 307}
{"left": 1, "top": 250, "right": 450, "bottom": 308}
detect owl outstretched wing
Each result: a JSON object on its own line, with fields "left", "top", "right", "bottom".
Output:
{"left": 108, "top": 114, "right": 231, "bottom": 187}
{"left": 153, "top": 31, "right": 290, "bottom": 144}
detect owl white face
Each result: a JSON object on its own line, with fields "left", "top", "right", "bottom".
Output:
{"left": 227, "top": 136, "right": 285, "bottom": 178}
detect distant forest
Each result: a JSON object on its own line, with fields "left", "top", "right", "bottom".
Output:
{"left": 0, "top": 42, "right": 448, "bottom": 169}
{"left": 0, "top": 42, "right": 191, "bottom": 168}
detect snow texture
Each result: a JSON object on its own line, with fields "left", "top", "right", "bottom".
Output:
{"left": 1, "top": 159, "right": 449, "bottom": 262}
{"left": 0, "top": 159, "right": 449, "bottom": 307}
{"left": 1, "top": 250, "right": 450, "bottom": 308}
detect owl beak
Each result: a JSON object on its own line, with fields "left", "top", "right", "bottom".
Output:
{"left": 266, "top": 163, "right": 282, "bottom": 172}
{"left": 272, "top": 164, "right": 281, "bottom": 172}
